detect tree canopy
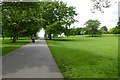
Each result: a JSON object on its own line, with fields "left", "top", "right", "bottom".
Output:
{"left": 109, "top": 17, "right": 120, "bottom": 34}
{"left": 2, "top": 2, "right": 44, "bottom": 42}
{"left": 43, "top": 2, "right": 78, "bottom": 39}
{"left": 2, "top": 1, "right": 78, "bottom": 42}
{"left": 100, "top": 26, "right": 108, "bottom": 34}
{"left": 84, "top": 19, "right": 101, "bottom": 37}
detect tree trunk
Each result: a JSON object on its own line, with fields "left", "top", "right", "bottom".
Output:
{"left": 48, "top": 33, "right": 52, "bottom": 40}
{"left": 16, "top": 35, "right": 19, "bottom": 40}
{"left": 92, "top": 34, "right": 94, "bottom": 37}
{"left": 12, "top": 29, "right": 16, "bottom": 43}
{"left": 2, "top": 31, "right": 4, "bottom": 39}
{"left": 2, "top": 35, "right": 4, "bottom": 40}
{"left": 44, "top": 33, "right": 47, "bottom": 39}
{"left": 13, "top": 35, "right": 16, "bottom": 43}
{"left": 10, "top": 36, "right": 12, "bottom": 40}
{"left": 73, "top": 33, "right": 75, "bottom": 37}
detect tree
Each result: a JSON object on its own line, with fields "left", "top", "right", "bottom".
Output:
{"left": 100, "top": 26, "right": 108, "bottom": 34}
{"left": 64, "top": 27, "right": 76, "bottom": 37}
{"left": 65, "top": 27, "right": 84, "bottom": 36}
{"left": 109, "top": 17, "right": 120, "bottom": 34}
{"left": 74, "top": 27, "right": 83, "bottom": 35}
{"left": 109, "top": 27, "right": 119, "bottom": 34}
{"left": 116, "top": 17, "right": 120, "bottom": 34}
{"left": 84, "top": 19, "right": 101, "bottom": 37}
{"left": 2, "top": 2, "right": 43, "bottom": 42}
{"left": 43, "top": 1, "right": 77, "bottom": 39}
{"left": 42, "top": 2, "right": 64, "bottom": 39}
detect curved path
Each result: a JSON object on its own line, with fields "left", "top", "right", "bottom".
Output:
{"left": 2, "top": 37, "right": 63, "bottom": 78}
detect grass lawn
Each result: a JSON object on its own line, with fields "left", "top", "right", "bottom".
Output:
{"left": 1, "top": 37, "right": 32, "bottom": 56}
{"left": 46, "top": 34, "right": 118, "bottom": 78}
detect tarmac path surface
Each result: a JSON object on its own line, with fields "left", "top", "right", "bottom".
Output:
{"left": 2, "top": 37, "right": 63, "bottom": 78}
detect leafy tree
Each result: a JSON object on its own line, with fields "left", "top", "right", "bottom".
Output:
{"left": 42, "top": 2, "right": 63, "bottom": 39}
{"left": 43, "top": 1, "right": 77, "bottom": 39}
{"left": 64, "top": 27, "right": 84, "bottom": 36}
{"left": 109, "top": 17, "right": 120, "bottom": 34}
{"left": 68, "top": 27, "right": 76, "bottom": 36}
{"left": 2, "top": 2, "right": 43, "bottom": 42}
{"left": 116, "top": 17, "right": 120, "bottom": 34}
{"left": 2, "top": 1, "right": 77, "bottom": 41}
{"left": 100, "top": 26, "right": 108, "bottom": 34}
{"left": 84, "top": 19, "right": 101, "bottom": 37}
{"left": 64, "top": 28, "right": 71, "bottom": 37}
{"left": 74, "top": 27, "right": 83, "bottom": 35}
{"left": 109, "top": 27, "right": 119, "bottom": 34}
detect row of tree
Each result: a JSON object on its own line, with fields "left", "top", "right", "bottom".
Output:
{"left": 64, "top": 19, "right": 120, "bottom": 37}
{"left": 2, "top": 1, "right": 78, "bottom": 42}
{"left": 2, "top": 1, "right": 119, "bottom": 42}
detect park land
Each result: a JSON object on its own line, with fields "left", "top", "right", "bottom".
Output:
{"left": 1, "top": 34, "right": 118, "bottom": 78}
{"left": 46, "top": 34, "right": 118, "bottom": 78}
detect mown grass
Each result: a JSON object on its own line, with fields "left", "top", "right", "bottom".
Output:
{"left": 1, "top": 37, "right": 31, "bottom": 56}
{"left": 46, "top": 34, "right": 118, "bottom": 78}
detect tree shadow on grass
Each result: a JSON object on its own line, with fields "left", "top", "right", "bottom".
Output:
{"left": 86, "top": 35, "right": 101, "bottom": 37}
{"left": 2, "top": 41, "right": 31, "bottom": 44}
{"left": 2, "top": 46, "right": 21, "bottom": 56}
{"left": 51, "top": 39, "right": 76, "bottom": 42}
{"left": 16, "top": 41, "right": 31, "bottom": 44}
{"left": 46, "top": 38, "right": 95, "bottom": 42}
{"left": 17, "top": 38, "right": 29, "bottom": 40}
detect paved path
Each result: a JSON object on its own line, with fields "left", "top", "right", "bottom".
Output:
{"left": 2, "top": 38, "right": 63, "bottom": 78}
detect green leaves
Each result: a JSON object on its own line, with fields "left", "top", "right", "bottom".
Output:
{"left": 2, "top": 2, "right": 44, "bottom": 42}
{"left": 100, "top": 26, "right": 108, "bottom": 34}
{"left": 2, "top": 1, "right": 77, "bottom": 41}
{"left": 84, "top": 19, "right": 101, "bottom": 36}
{"left": 42, "top": 1, "right": 77, "bottom": 39}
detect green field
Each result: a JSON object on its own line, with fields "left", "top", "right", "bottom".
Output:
{"left": 46, "top": 34, "right": 118, "bottom": 78}
{"left": 2, "top": 37, "right": 31, "bottom": 56}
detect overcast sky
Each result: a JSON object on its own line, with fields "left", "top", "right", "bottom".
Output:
{"left": 61, "top": 0, "right": 119, "bottom": 29}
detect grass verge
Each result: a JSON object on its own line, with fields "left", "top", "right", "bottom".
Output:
{"left": 46, "top": 34, "right": 118, "bottom": 78}
{"left": 2, "top": 37, "right": 31, "bottom": 56}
